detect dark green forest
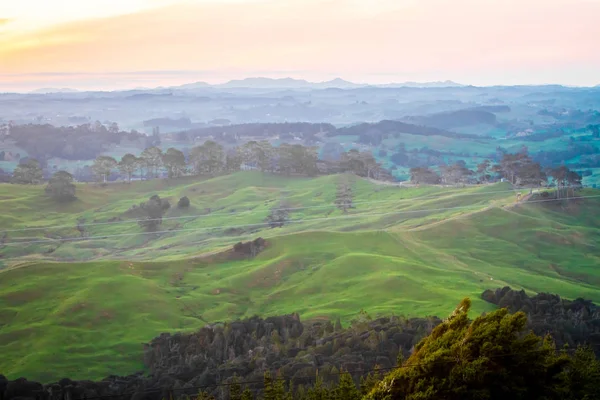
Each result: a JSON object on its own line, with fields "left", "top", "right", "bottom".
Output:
{"left": 3, "top": 287, "right": 600, "bottom": 400}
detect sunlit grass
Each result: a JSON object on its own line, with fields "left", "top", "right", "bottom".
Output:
{"left": 0, "top": 173, "right": 599, "bottom": 382}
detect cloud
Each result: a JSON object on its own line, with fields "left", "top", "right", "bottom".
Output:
{"left": 0, "top": 18, "right": 12, "bottom": 25}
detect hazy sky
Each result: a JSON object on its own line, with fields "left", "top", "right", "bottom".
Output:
{"left": 1, "top": 0, "right": 599, "bottom": 91}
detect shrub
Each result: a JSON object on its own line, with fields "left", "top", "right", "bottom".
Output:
{"left": 178, "top": 196, "right": 190, "bottom": 208}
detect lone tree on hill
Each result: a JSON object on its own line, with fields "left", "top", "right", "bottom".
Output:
{"left": 177, "top": 196, "right": 190, "bottom": 208}
{"left": 11, "top": 159, "right": 43, "bottom": 184}
{"left": 138, "top": 195, "right": 171, "bottom": 231}
{"left": 45, "top": 170, "right": 76, "bottom": 201}
{"left": 265, "top": 201, "right": 290, "bottom": 228}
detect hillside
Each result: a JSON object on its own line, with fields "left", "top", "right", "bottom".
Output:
{"left": 0, "top": 172, "right": 518, "bottom": 264}
{"left": 2, "top": 287, "right": 599, "bottom": 400}
{"left": 1, "top": 173, "right": 600, "bottom": 381}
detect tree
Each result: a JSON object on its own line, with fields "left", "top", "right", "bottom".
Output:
{"left": 277, "top": 144, "right": 319, "bottom": 176}
{"left": 360, "top": 367, "right": 382, "bottom": 396}
{"left": 196, "top": 391, "right": 215, "bottom": 400}
{"left": 177, "top": 196, "right": 190, "bottom": 208}
{"left": 108, "top": 122, "right": 119, "bottom": 134}
{"left": 339, "top": 149, "right": 365, "bottom": 175}
{"left": 229, "top": 375, "right": 242, "bottom": 400}
{"left": 587, "top": 124, "right": 600, "bottom": 138}
{"left": 476, "top": 159, "right": 491, "bottom": 183}
{"left": 263, "top": 370, "right": 276, "bottom": 400}
{"left": 162, "top": 148, "right": 186, "bottom": 178}
{"left": 137, "top": 194, "right": 170, "bottom": 231}
{"left": 190, "top": 140, "right": 225, "bottom": 175}
{"left": 549, "top": 166, "right": 581, "bottom": 199}
{"left": 11, "top": 159, "right": 43, "bottom": 184}
{"left": 241, "top": 141, "right": 273, "bottom": 172}
{"left": 140, "top": 147, "right": 163, "bottom": 179}
{"left": 266, "top": 201, "right": 290, "bottom": 228}
{"left": 366, "top": 298, "right": 571, "bottom": 400}
{"left": 240, "top": 388, "right": 254, "bottom": 400}
{"left": 92, "top": 156, "right": 117, "bottom": 183}
{"left": 440, "top": 163, "right": 473, "bottom": 186}
{"left": 334, "top": 371, "right": 361, "bottom": 400}
{"left": 359, "top": 151, "right": 382, "bottom": 179}
{"left": 306, "top": 372, "right": 330, "bottom": 400}
{"left": 45, "top": 170, "right": 76, "bottom": 201}
{"left": 335, "top": 174, "right": 354, "bottom": 213}
{"left": 562, "top": 345, "right": 600, "bottom": 400}
{"left": 409, "top": 167, "right": 440, "bottom": 184}
{"left": 118, "top": 153, "right": 139, "bottom": 183}
{"left": 518, "top": 160, "right": 547, "bottom": 187}
{"left": 225, "top": 148, "right": 243, "bottom": 173}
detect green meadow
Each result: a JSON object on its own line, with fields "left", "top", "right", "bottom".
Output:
{"left": 1, "top": 172, "right": 599, "bottom": 382}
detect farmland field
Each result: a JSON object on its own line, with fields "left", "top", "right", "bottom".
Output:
{"left": 1, "top": 172, "right": 599, "bottom": 381}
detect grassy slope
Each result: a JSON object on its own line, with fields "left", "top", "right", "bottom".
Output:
{"left": 1, "top": 173, "right": 599, "bottom": 381}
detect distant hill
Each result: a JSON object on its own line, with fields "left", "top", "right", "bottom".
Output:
{"left": 214, "top": 77, "right": 365, "bottom": 89}
{"left": 176, "top": 81, "right": 211, "bottom": 89}
{"left": 332, "top": 119, "right": 479, "bottom": 139}
{"left": 404, "top": 108, "right": 502, "bottom": 129}
{"left": 171, "top": 77, "right": 465, "bottom": 90}
{"left": 30, "top": 88, "right": 79, "bottom": 94}
{"left": 377, "top": 80, "right": 464, "bottom": 88}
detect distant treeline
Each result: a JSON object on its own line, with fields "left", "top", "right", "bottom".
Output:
{"left": 403, "top": 108, "right": 501, "bottom": 129}
{"left": 3, "top": 122, "right": 155, "bottom": 162}
{"left": 333, "top": 120, "right": 480, "bottom": 141}
{"left": 7, "top": 140, "right": 393, "bottom": 185}
{"left": 409, "top": 150, "right": 583, "bottom": 196}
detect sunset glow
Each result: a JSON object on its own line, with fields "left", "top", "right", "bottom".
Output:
{"left": 1, "top": 0, "right": 600, "bottom": 90}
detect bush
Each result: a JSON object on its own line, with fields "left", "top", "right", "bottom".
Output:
{"left": 138, "top": 195, "right": 170, "bottom": 231}
{"left": 178, "top": 196, "right": 190, "bottom": 208}
{"left": 45, "top": 170, "right": 76, "bottom": 202}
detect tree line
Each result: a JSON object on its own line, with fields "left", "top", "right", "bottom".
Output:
{"left": 6, "top": 141, "right": 393, "bottom": 202}
{"left": 409, "top": 150, "right": 583, "bottom": 192}
{"left": 85, "top": 142, "right": 390, "bottom": 183}
{"left": 172, "top": 299, "right": 600, "bottom": 400}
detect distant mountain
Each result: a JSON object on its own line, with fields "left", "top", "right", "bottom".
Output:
{"left": 219, "top": 77, "right": 310, "bottom": 88}
{"left": 376, "top": 80, "right": 464, "bottom": 88}
{"left": 170, "top": 77, "right": 464, "bottom": 90}
{"left": 176, "top": 81, "right": 211, "bottom": 89}
{"left": 31, "top": 88, "right": 79, "bottom": 94}
{"left": 215, "top": 77, "right": 366, "bottom": 89}
{"left": 315, "top": 78, "right": 365, "bottom": 89}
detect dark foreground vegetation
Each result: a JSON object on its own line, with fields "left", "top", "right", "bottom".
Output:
{"left": 2, "top": 287, "right": 600, "bottom": 400}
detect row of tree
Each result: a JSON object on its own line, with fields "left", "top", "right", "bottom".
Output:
{"left": 84, "top": 142, "right": 391, "bottom": 183}
{"left": 409, "top": 151, "right": 583, "bottom": 190}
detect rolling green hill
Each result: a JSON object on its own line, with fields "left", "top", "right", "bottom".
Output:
{"left": 1, "top": 172, "right": 599, "bottom": 382}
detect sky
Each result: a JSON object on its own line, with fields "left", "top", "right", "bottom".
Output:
{"left": 1, "top": 0, "right": 599, "bottom": 91}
